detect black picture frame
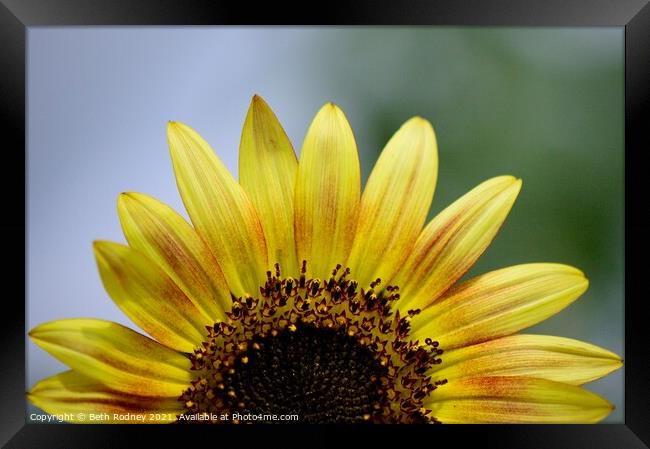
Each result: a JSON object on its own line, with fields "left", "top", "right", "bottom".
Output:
{"left": 2, "top": 1, "right": 648, "bottom": 447}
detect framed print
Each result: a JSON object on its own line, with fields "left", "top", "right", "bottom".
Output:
{"left": 1, "top": 0, "right": 648, "bottom": 447}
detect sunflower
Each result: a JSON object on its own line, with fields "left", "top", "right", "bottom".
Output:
{"left": 28, "top": 95, "right": 622, "bottom": 424}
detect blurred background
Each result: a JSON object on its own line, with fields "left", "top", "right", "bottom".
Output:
{"left": 27, "top": 27, "right": 624, "bottom": 422}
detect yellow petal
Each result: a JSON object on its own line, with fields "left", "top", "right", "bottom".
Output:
{"left": 426, "top": 376, "right": 614, "bottom": 423}
{"left": 239, "top": 95, "right": 299, "bottom": 276}
{"left": 117, "top": 192, "right": 230, "bottom": 323}
{"left": 394, "top": 176, "right": 521, "bottom": 312}
{"left": 294, "top": 103, "right": 361, "bottom": 280}
{"left": 431, "top": 334, "right": 622, "bottom": 385}
{"left": 29, "top": 319, "right": 192, "bottom": 397}
{"left": 94, "top": 241, "right": 207, "bottom": 352}
{"left": 346, "top": 117, "right": 438, "bottom": 288}
{"left": 168, "top": 121, "right": 267, "bottom": 297}
{"left": 28, "top": 370, "right": 182, "bottom": 423}
{"left": 411, "top": 264, "right": 589, "bottom": 349}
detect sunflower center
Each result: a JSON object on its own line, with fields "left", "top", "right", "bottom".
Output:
{"left": 180, "top": 262, "right": 445, "bottom": 424}
{"left": 222, "top": 325, "right": 386, "bottom": 423}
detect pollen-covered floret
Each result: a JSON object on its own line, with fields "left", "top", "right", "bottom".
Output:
{"left": 180, "top": 262, "right": 446, "bottom": 423}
